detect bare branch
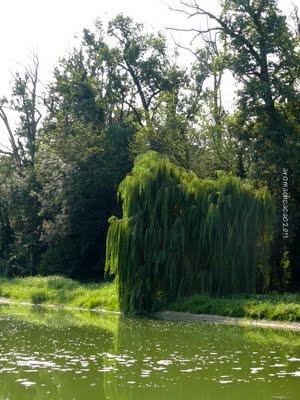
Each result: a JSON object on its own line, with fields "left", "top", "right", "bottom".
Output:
{"left": 170, "top": 0, "right": 262, "bottom": 64}
{"left": 292, "top": 4, "right": 300, "bottom": 36}
{"left": 169, "top": 33, "right": 202, "bottom": 61}
{"left": 0, "top": 149, "right": 13, "bottom": 156}
{"left": 167, "top": 26, "right": 220, "bottom": 34}
{"left": 0, "top": 106, "right": 20, "bottom": 162}
{"left": 0, "top": 142, "right": 13, "bottom": 152}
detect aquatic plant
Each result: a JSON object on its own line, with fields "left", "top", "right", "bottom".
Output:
{"left": 106, "top": 151, "right": 274, "bottom": 313}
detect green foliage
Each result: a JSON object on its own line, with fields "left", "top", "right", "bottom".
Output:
{"left": 170, "top": 293, "right": 300, "bottom": 322}
{"left": 106, "top": 151, "right": 274, "bottom": 313}
{"left": 177, "top": 0, "right": 300, "bottom": 289}
{"left": 0, "top": 6, "right": 298, "bottom": 294}
{"left": 36, "top": 122, "right": 134, "bottom": 278}
{"left": 0, "top": 56, "right": 43, "bottom": 276}
{"left": 36, "top": 41, "right": 136, "bottom": 277}
{"left": 39, "top": 240, "right": 78, "bottom": 276}
{"left": 215, "top": 0, "right": 300, "bottom": 290}
{"left": 1, "top": 275, "right": 299, "bottom": 323}
{"left": 0, "top": 159, "right": 41, "bottom": 276}
{"left": 0, "top": 276, "right": 119, "bottom": 311}
{"left": 31, "top": 289, "right": 49, "bottom": 304}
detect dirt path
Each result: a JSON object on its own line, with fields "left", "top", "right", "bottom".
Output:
{"left": 154, "top": 311, "right": 300, "bottom": 332}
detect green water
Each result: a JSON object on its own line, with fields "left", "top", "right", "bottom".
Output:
{"left": 0, "top": 305, "right": 299, "bottom": 399}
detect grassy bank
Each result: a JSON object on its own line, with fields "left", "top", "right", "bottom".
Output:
{"left": 1, "top": 276, "right": 300, "bottom": 323}
{"left": 0, "top": 276, "right": 119, "bottom": 311}
{"left": 169, "top": 293, "right": 300, "bottom": 322}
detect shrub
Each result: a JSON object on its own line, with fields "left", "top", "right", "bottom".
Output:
{"left": 39, "top": 240, "right": 79, "bottom": 277}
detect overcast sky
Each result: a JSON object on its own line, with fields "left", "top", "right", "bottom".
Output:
{"left": 0, "top": 0, "right": 298, "bottom": 148}
{"left": 0, "top": 0, "right": 195, "bottom": 96}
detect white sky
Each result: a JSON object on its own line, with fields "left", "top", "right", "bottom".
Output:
{"left": 0, "top": 0, "right": 194, "bottom": 97}
{"left": 0, "top": 0, "right": 298, "bottom": 148}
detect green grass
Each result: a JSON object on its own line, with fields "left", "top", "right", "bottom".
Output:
{"left": 1, "top": 276, "right": 299, "bottom": 322}
{"left": 0, "top": 275, "right": 119, "bottom": 311}
{"left": 169, "top": 293, "right": 300, "bottom": 322}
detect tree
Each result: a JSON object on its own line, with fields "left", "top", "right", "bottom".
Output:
{"left": 172, "top": 0, "right": 300, "bottom": 290}
{"left": 106, "top": 151, "right": 274, "bottom": 313}
{"left": 84, "top": 15, "right": 208, "bottom": 168}
{"left": 36, "top": 36, "right": 135, "bottom": 278}
{"left": 81, "top": 15, "right": 172, "bottom": 127}
{"left": 0, "top": 54, "right": 42, "bottom": 166}
{"left": 36, "top": 15, "right": 214, "bottom": 279}
{"left": 0, "top": 56, "right": 43, "bottom": 275}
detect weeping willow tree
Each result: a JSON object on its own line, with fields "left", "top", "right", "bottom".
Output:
{"left": 106, "top": 151, "right": 274, "bottom": 314}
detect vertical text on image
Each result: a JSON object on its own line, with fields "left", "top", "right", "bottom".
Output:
{"left": 282, "top": 168, "right": 289, "bottom": 239}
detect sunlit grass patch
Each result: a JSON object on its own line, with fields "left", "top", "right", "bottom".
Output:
{"left": 170, "top": 293, "right": 300, "bottom": 322}
{"left": 0, "top": 276, "right": 119, "bottom": 311}
{"left": 2, "top": 276, "right": 299, "bottom": 322}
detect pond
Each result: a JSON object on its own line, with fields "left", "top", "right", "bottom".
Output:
{"left": 0, "top": 305, "right": 299, "bottom": 399}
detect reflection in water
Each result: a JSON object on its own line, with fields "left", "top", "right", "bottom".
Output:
{"left": 0, "top": 305, "right": 299, "bottom": 399}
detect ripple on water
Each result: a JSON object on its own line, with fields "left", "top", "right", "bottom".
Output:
{"left": 16, "top": 379, "right": 36, "bottom": 387}
{"left": 287, "top": 357, "right": 300, "bottom": 362}
{"left": 0, "top": 307, "right": 300, "bottom": 399}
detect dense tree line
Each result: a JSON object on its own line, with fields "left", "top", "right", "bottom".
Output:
{"left": 0, "top": 1, "right": 299, "bottom": 290}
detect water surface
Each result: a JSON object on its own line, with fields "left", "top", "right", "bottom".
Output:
{"left": 0, "top": 305, "right": 299, "bottom": 399}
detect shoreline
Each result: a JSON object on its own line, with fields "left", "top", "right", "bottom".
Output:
{"left": 0, "top": 297, "right": 120, "bottom": 314}
{"left": 154, "top": 310, "right": 300, "bottom": 332}
{"left": 1, "top": 297, "right": 300, "bottom": 332}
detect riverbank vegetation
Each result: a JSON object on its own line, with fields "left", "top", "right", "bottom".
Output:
{"left": 0, "top": 0, "right": 299, "bottom": 315}
{"left": 170, "top": 293, "right": 300, "bottom": 322}
{"left": 1, "top": 276, "right": 300, "bottom": 323}
{"left": 0, "top": 276, "right": 119, "bottom": 311}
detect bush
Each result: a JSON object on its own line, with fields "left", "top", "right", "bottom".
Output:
{"left": 39, "top": 240, "right": 79, "bottom": 277}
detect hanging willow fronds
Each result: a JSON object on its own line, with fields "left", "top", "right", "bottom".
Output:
{"left": 106, "top": 151, "right": 274, "bottom": 314}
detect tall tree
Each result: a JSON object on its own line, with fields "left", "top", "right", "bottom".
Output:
{"left": 37, "top": 33, "right": 135, "bottom": 278}
{"left": 172, "top": 0, "right": 300, "bottom": 289}
{"left": 0, "top": 55, "right": 43, "bottom": 274}
{"left": 84, "top": 15, "right": 207, "bottom": 168}
{"left": 0, "top": 54, "right": 42, "bottom": 166}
